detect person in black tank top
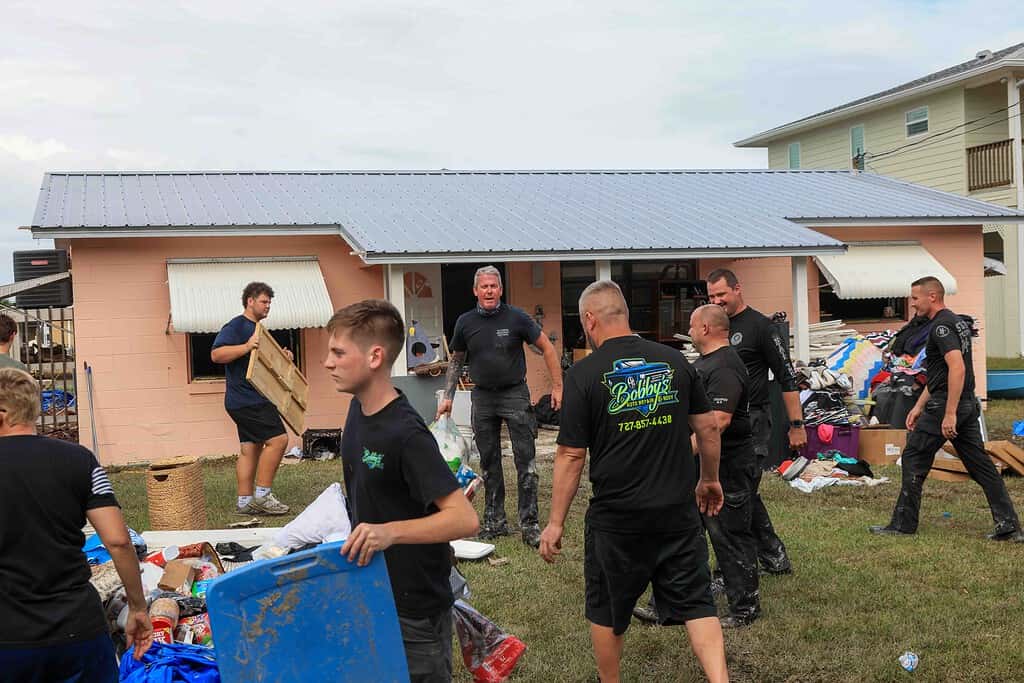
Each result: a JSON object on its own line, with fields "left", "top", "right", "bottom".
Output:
{"left": 870, "top": 277, "right": 1022, "bottom": 541}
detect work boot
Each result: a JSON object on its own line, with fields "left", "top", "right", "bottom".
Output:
{"left": 868, "top": 525, "right": 912, "bottom": 537}
{"left": 521, "top": 525, "right": 541, "bottom": 549}
{"left": 720, "top": 613, "right": 759, "bottom": 629}
{"left": 631, "top": 604, "right": 660, "bottom": 624}
{"left": 249, "top": 492, "right": 290, "bottom": 516}
{"left": 987, "top": 524, "right": 1024, "bottom": 542}
{"left": 477, "top": 521, "right": 510, "bottom": 541}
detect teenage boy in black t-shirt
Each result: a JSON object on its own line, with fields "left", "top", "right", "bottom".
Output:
{"left": 871, "top": 277, "right": 1023, "bottom": 541}
{"left": 0, "top": 368, "right": 152, "bottom": 681}
{"left": 538, "top": 281, "right": 729, "bottom": 683}
{"left": 327, "top": 300, "right": 480, "bottom": 682}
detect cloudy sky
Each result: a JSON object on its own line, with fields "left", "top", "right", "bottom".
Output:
{"left": 2, "top": 1, "right": 1022, "bottom": 283}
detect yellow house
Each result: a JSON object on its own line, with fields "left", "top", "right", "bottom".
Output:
{"left": 736, "top": 43, "right": 1024, "bottom": 358}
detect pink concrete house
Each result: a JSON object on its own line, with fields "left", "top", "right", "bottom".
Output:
{"left": 28, "top": 170, "right": 1023, "bottom": 465}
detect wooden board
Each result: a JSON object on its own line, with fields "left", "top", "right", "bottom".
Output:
{"left": 932, "top": 450, "right": 1006, "bottom": 475}
{"left": 245, "top": 323, "right": 309, "bottom": 435}
{"left": 984, "top": 441, "right": 1024, "bottom": 476}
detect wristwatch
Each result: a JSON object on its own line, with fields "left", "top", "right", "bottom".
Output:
{"left": 790, "top": 419, "right": 805, "bottom": 428}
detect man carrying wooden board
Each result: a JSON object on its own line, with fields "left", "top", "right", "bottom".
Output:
{"left": 211, "top": 282, "right": 292, "bottom": 515}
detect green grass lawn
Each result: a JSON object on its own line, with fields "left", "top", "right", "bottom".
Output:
{"left": 112, "top": 430, "right": 1024, "bottom": 683}
{"left": 987, "top": 357, "right": 1024, "bottom": 370}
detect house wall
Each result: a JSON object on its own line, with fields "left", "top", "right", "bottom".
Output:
{"left": 767, "top": 87, "right": 968, "bottom": 194}
{"left": 507, "top": 261, "right": 563, "bottom": 402}
{"left": 964, "top": 81, "right": 1010, "bottom": 148}
{"left": 64, "top": 235, "right": 383, "bottom": 465}
{"left": 702, "top": 226, "right": 987, "bottom": 394}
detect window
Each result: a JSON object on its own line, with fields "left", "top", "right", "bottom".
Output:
{"left": 188, "top": 328, "right": 303, "bottom": 381}
{"left": 850, "top": 125, "right": 865, "bottom": 170}
{"left": 905, "top": 106, "right": 928, "bottom": 136}
{"left": 788, "top": 142, "right": 801, "bottom": 169}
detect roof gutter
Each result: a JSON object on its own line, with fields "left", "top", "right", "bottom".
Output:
{"left": 790, "top": 216, "right": 1024, "bottom": 226}
{"left": 734, "top": 59, "right": 1024, "bottom": 148}
{"left": 358, "top": 244, "right": 848, "bottom": 265}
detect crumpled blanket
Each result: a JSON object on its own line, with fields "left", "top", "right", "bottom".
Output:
{"left": 789, "top": 475, "right": 889, "bottom": 493}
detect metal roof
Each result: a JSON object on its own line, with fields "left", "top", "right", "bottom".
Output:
{"left": 736, "top": 43, "right": 1024, "bottom": 147}
{"left": 814, "top": 245, "right": 957, "bottom": 299}
{"left": 30, "top": 170, "right": 1024, "bottom": 263}
{"left": 166, "top": 257, "right": 334, "bottom": 332}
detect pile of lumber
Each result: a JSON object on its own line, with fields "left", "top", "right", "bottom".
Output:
{"left": 928, "top": 440, "right": 1024, "bottom": 482}
{"left": 790, "top": 320, "right": 859, "bottom": 362}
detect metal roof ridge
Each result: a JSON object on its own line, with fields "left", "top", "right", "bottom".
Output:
{"left": 41, "top": 168, "right": 857, "bottom": 177}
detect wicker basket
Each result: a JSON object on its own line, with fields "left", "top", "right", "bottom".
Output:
{"left": 146, "top": 457, "right": 207, "bottom": 530}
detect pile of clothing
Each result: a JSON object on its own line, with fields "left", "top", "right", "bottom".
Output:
{"left": 778, "top": 452, "right": 889, "bottom": 494}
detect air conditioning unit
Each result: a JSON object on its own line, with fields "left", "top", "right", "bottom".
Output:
{"left": 13, "top": 249, "right": 73, "bottom": 308}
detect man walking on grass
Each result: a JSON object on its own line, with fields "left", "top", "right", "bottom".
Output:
{"left": 707, "top": 268, "right": 801, "bottom": 575}
{"left": 211, "top": 282, "right": 292, "bottom": 516}
{"left": 539, "top": 280, "right": 729, "bottom": 683}
{"left": 328, "top": 300, "right": 479, "bottom": 682}
{"left": 437, "top": 265, "right": 563, "bottom": 548}
{"left": 871, "top": 276, "right": 1023, "bottom": 542}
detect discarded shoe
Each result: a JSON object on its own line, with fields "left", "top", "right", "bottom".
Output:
{"left": 521, "top": 526, "right": 541, "bottom": 549}
{"left": 868, "top": 525, "right": 912, "bottom": 536}
{"left": 631, "top": 604, "right": 660, "bottom": 624}
{"left": 248, "top": 492, "right": 290, "bottom": 516}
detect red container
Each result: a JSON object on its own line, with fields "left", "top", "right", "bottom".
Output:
{"left": 801, "top": 424, "right": 860, "bottom": 461}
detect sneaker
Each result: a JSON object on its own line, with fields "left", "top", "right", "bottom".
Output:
{"left": 521, "top": 526, "right": 541, "bottom": 549}
{"left": 868, "top": 524, "right": 912, "bottom": 537}
{"left": 248, "top": 492, "right": 290, "bottom": 516}
{"left": 632, "top": 604, "right": 660, "bottom": 624}
{"left": 235, "top": 503, "right": 257, "bottom": 515}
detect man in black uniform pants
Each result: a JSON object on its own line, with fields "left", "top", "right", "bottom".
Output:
{"left": 539, "top": 281, "right": 728, "bottom": 683}
{"left": 437, "top": 266, "right": 563, "bottom": 548}
{"left": 707, "top": 268, "right": 804, "bottom": 574}
{"left": 690, "top": 304, "right": 761, "bottom": 628}
{"left": 870, "top": 277, "right": 1023, "bottom": 541}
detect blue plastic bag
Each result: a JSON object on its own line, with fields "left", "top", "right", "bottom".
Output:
{"left": 83, "top": 527, "right": 148, "bottom": 564}
{"left": 119, "top": 641, "right": 220, "bottom": 682}
{"left": 1013, "top": 420, "right": 1024, "bottom": 437}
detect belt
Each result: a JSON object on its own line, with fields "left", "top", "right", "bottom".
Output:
{"left": 473, "top": 381, "right": 525, "bottom": 392}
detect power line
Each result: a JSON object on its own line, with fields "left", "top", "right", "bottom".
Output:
{"left": 866, "top": 101, "right": 1020, "bottom": 163}
{"left": 867, "top": 110, "right": 1020, "bottom": 164}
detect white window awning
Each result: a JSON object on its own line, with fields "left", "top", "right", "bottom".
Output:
{"left": 167, "top": 257, "right": 335, "bottom": 333}
{"left": 813, "top": 244, "right": 957, "bottom": 300}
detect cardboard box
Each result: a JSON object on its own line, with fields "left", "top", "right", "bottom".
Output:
{"left": 932, "top": 450, "right": 1006, "bottom": 475}
{"left": 928, "top": 468, "right": 971, "bottom": 483}
{"left": 158, "top": 559, "right": 196, "bottom": 594}
{"left": 858, "top": 427, "right": 907, "bottom": 465}
{"left": 572, "top": 348, "right": 592, "bottom": 363}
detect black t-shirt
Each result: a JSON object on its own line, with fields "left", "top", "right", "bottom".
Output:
{"left": 212, "top": 315, "right": 270, "bottom": 410}
{"left": 341, "top": 392, "right": 461, "bottom": 618}
{"left": 0, "top": 435, "right": 120, "bottom": 648}
{"left": 728, "top": 306, "right": 799, "bottom": 406}
{"left": 450, "top": 304, "right": 541, "bottom": 389}
{"left": 693, "top": 346, "right": 752, "bottom": 451}
{"left": 557, "top": 335, "right": 712, "bottom": 533}
{"left": 925, "top": 308, "right": 976, "bottom": 397}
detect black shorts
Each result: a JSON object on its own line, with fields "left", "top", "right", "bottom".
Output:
{"left": 584, "top": 523, "right": 716, "bottom": 635}
{"left": 227, "top": 403, "right": 286, "bottom": 444}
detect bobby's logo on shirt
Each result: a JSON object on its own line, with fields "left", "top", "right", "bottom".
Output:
{"left": 603, "top": 358, "right": 679, "bottom": 417}
{"left": 362, "top": 448, "right": 385, "bottom": 470}
{"left": 730, "top": 332, "right": 743, "bottom": 345}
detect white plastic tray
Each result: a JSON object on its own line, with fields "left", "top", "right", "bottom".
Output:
{"left": 450, "top": 539, "right": 494, "bottom": 560}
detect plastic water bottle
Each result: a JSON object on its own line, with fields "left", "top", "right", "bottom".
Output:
{"left": 899, "top": 651, "right": 919, "bottom": 672}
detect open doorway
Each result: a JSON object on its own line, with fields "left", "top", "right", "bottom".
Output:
{"left": 441, "top": 263, "right": 508, "bottom": 342}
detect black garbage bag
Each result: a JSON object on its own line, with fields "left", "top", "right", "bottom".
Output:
{"left": 534, "top": 394, "right": 559, "bottom": 426}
